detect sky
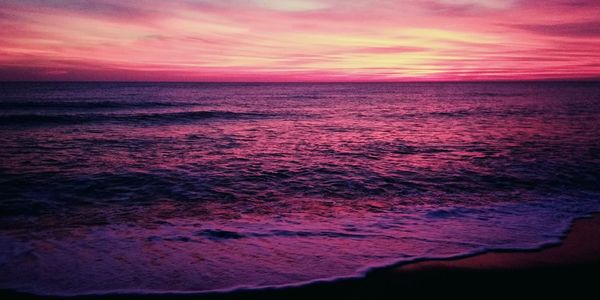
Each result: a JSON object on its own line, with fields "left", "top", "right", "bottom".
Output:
{"left": 0, "top": 0, "right": 599, "bottom": 81}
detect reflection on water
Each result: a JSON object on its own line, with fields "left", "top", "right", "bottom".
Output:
{"left": 0, "top": 82, "right": 599, "bottom": 295}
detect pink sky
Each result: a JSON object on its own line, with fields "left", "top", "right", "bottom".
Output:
{"left": 1, "top": 0, "right": 599, "bottom": 81}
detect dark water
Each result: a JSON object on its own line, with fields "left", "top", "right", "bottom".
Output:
{"left": 0, "top": 82, "right": 599, "bottom": 295}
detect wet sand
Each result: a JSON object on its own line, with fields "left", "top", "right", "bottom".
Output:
{"left": 3, "top": 214, "right": 599, "bottom": 299}
{"left": 397, "top": 213, "right": 600, "bottom": 272}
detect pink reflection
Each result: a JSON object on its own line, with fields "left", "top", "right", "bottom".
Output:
{"left": 1, "top": 82, "right": 599, "bottom": 295}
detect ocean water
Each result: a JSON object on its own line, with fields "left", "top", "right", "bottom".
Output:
{"left": 0, "top": 82, "right": 599, "bottom": 295}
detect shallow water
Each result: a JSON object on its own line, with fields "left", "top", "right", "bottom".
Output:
{"left": 0, "top": 82, "right": 599, "bottom": 295}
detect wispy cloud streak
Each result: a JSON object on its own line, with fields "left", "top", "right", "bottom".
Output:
{"left": 0, "top": 0, "right": 599, "bottom": 81}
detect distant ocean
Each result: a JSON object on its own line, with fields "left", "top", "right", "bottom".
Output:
{"left": 1, "top": 82, "right": 599, "bottom": 296}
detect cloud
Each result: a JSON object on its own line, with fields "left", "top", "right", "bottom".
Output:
{"left": 519, "top": 0, "right": 600, "bottom": 8}
{"left": 434, "top": 0, "right": 516, "bottom": 9}
{"left": 253, "top": 0, "right": 329, "bottom": 12}
{"left": 0, "top": 0, "right": 599, "bottom": 81}
{"left": 511, "top": 21, "right": 600, "bottom": 37}
{"left": 0, "top": 0, "right": 162, "bottom": 22}
{"left": 184, "top": 0, "right": 329, "bottom": 12}
{"left": 351, "top": 46, "right": 427, "bottom": 54}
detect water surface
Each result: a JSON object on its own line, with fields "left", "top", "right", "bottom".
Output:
{"left": 0, "top": 82, "right": 599, "bottom": 295}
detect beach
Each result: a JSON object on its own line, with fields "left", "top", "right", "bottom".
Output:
{"left": 2, "top": 213, "right": 598, "bottom": 299}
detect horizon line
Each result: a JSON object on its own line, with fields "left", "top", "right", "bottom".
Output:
{"left": 2, "top": 78, "right": 600, "bottom": 84}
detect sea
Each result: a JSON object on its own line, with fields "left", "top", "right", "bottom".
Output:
{"left": 0, "top": 82, "right": 599, "bottom": 295}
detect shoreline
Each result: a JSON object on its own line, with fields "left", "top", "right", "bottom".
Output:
{"left": 396, "top": 212, "right": 600, "bottom": 272}
{"left": 3, "top": 213, "right": 599, "bottom": 299}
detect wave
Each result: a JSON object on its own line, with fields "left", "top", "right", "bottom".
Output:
{"left": 382, "top": 108, "right": 543, "bottom": 120}
{"left": 193, "top": 229, "right": 370, "bottom": 241}
{"left": 1, "top": 201, "right": 597, "bottom": 297}
{"left": 466, "top": 92, "right": 526, "bottom": 98}
{"left": 0, "top": 110, "right": 271, "bottom": 126}
{"left": 0, "top": 100, "right": 198, "bottom": 110}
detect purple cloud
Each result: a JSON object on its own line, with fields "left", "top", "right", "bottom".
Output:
{"left": 511, "top": 21, "right": 600, "bottom": 37}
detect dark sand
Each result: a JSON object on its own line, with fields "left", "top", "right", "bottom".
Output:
{"left": 3, "top": 214, "right": 599, "bottom": 299}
